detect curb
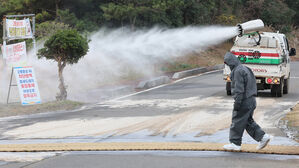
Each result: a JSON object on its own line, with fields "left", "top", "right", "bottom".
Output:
{"left": 136, "top": 76, "right": 170, "bottom": 89}
{"left": 136, "top": 64, "right": 224, "bottom": 90}
{"left": 0, "top": 142, "right": 298, "bottom": 155}
{"left": 172, "top": 64, "right": 224, "bottom": 79}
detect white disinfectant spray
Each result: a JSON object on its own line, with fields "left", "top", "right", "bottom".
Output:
{"left": 0, "top": 20, "right": 264, "bottom": 102}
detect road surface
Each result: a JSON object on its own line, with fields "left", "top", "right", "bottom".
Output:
{"left": 0, "top": 62, "right": 299, "bottom": 167}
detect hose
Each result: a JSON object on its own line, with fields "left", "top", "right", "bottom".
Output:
{"left": 243, "top": 31, "right": 261, "bottom": 45}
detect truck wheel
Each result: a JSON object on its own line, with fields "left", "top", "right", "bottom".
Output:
{"left": 271, "top": 85, "right": 277, "bottom": 97}
{"left": 283, "top": 78, "right": 289, "bottom": 94}
{"left": 276, "top": 78, "right": 284, "bottom": 97}
{"left": 226, "top": 82, "right": 231, "bottom": 96}
{"left": 271, "top": 81, "right": 283, "bottom": 97}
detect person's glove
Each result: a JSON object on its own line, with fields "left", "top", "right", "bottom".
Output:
{"left": 233, "top": 102, "right": 241, "bottom": 111}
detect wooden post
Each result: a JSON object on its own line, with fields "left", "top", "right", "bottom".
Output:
{"left": 32, "top": 16, "right": 36, "bottom": 57}
{"left": 7, "top": 67, "right": 14, "bottom": 104}
{"left": 2, "top": 16, "right": 7, "bottom": 66}
{"left": 6, "top": 67, "right": 17, "bottom": 104}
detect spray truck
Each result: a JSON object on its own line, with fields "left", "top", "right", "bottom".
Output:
{"left": 223, "top": 19, "right": 296, "bottom": 97}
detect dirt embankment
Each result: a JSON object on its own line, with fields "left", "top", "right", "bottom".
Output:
{"left": 281, "top": 104, "right": 299, "bottom": 141}
{"left": 160, "top": 41, "right": 232, "bottom": 73}
{"left": 287, "top": 105, "right": 299, "bottom": 127}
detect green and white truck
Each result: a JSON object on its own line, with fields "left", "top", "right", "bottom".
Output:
{"left": 224, "top": 31, "right": 296, "bottom": 97}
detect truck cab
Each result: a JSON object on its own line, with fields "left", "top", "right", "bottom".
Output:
{"left": 224, "top": 31, "right": 296, "bottom": 97}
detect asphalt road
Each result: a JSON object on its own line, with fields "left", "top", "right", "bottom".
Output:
{"left": 0, "top": 62, "right": 299, "bottom": 167}
{"left": 2, "top": 151, "right": 299, "bottom": 168}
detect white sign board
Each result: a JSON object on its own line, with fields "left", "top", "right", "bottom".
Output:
{"left": 1, "top": 41, "right": 26, "bottom": 64}
{"left": 6, "top": 18, "right": 32, "bottom": 39}
{"left": 14, "top": 66, "right": 41, "bottom": 105}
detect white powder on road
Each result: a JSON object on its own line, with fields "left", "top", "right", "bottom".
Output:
{"left": 3, "top": 96, "right": 290, "bottom": 139}
{"left": 100, "top": 96, "right": 232, "bottom": 109}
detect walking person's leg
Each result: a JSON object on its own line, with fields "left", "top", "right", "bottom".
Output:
{"left": 246, "top": 114, "right": 272, "bottom": 149}
{"left": 245, "top": 97, "right": 265, "bottom": 141}
{"left": 246, "top": 116, "right": 265, "bottom": 141}
{"left": 224, "top": 101, "right": 252, "bottom": 150}
{"left": 229, "top": 107, "right": 251, "bottom": 146}
{"left": 245, "top": 97, "right": 272, "bottom": 150}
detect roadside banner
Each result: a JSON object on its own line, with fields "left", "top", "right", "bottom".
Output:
{"left": 1, "top": 41, "right": 26, "bottom": 64}
{"left": 6, "top": 18, "right": 32, "bottom": 39}
{"left": 14, "top": 66, "right": 41, "bottom": 105}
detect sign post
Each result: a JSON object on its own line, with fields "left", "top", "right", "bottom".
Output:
{"left": 2, "top": 14, "right": 40, "bottom": 105}
{"left": 2, "top": 14, "right": 36, "bottom": 61}
{"left": 6, "top": 67, "right": 17, "bottom": 104}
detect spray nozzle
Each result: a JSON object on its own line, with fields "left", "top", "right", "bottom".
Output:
{"left": 237, "top": 19, "right": 264, "bottom": 37}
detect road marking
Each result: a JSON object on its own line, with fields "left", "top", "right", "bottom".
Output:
{"left": 0, "top": 142, "right": 298, "bottom": 155}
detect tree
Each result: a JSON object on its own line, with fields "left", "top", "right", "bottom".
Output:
{"left": 100, "top": 2, "right": 145, "bottom": 29}
{"left": 36, "top": 21, "right": 69, "bottom": 39}
{"left": 261, "top": 0, "right": 295, "bottom": 32}
{"left": 182, "top": 0, "right": 217, "bottom": 25}
{"left": 55, "top": 0, "right": 61, "bottom": 18}
{"left": 243, "top": 0, "right": 264, "bottom": 20}
{"left": 37, "top": 29, "right": 89, "bottom": 100}
{"left": 285, "top": 0, "right": 299, "bottom": 26}
{"left": 153, "top": 0, "right": 185, "bottom": 27}
{"left": 100, "top": 0, "right": 186, "bottom": 29}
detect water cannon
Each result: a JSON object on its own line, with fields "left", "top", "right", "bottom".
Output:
{"left": 237, "top": 19, "right": 264, "bottom": 37}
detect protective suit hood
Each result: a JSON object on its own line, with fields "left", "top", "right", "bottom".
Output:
{"left": 224, "top": 52, "right": 240, "bottom": 71}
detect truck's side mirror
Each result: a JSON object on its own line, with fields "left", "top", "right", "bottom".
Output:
{"left": 290, "top": 48, "right": 296, "bottom": 56}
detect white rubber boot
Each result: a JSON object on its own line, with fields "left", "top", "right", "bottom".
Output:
{"left": 223, "top": 143, "right": 241, "bottom": 151}
{"left": 257, "top": 134, "right": 273, "bottom": 150}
